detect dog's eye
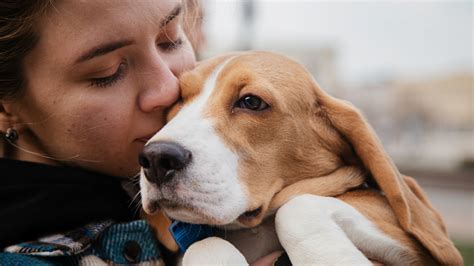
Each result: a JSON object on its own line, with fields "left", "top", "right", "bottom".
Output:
{"left": 236, "top": 95, "right": 269, "bottom": 111}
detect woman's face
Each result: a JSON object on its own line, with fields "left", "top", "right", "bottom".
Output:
{"left": 13, "top": 0, "right": 195, "bottom": 177}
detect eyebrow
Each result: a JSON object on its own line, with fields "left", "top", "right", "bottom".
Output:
{"left": 75, "top": 4, "right": 182, "bottom": 64}
{"left": 161, "top": 5, "right": 182, "bottom": 28}
{"left": 75, "top": 40, "right": 134, "bottom": 64}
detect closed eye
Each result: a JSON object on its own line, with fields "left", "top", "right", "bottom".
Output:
{"left": 89, "top": 62, "right": 127, "bottom": 88}
{"left": 158, "top": 38, "right": 183, "bottom": 52}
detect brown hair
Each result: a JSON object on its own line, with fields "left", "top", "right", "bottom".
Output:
{"left": 0, "top": 0, "right": 53, "bottom": 101}
{"left": 182, "top": 0, "right": 205, "bottom": 55}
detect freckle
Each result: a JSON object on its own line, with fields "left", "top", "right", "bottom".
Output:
{"left": 67, "top": 128, "right": 71, "bottom": 132}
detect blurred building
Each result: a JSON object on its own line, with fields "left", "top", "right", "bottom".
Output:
{"left": 349, "top": 74, "right": 474, "bottom": 171}
{"left": 392, "top": 74, "right": 473, "bottom": 170}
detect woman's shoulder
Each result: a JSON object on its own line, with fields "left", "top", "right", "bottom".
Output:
{"left": 0, "top": 220, "right": 164, "bottom": 265}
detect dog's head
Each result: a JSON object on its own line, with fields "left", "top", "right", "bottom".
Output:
{"left": 140, "top": 51, "right": 461, "bottom": 264}
{"left": 139, "top": 52, "right": 352, "bottom": 227}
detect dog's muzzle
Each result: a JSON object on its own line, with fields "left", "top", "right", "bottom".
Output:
{"left": 139, "top": 141, "right": 192, "bottom": 185}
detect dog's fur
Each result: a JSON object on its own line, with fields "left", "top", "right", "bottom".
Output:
{"left": 141, "top": 51, "right": 462, "bottom": 265}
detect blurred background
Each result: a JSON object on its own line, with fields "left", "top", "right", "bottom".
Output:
{"left": 188, "top": 0, "right": 473, "bottom": 263}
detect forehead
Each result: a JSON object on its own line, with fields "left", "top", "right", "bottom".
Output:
{"left": 30, "top": 0, "right": 180, "bottom": 64}
{"left": 191, "top": 52, "right": 314, "bottom": 86}
{"left": 179, "top": 54, "right": 237, "bottom": 100}
{"left": 182, "top": 52, "right": 317, "bottom": 109}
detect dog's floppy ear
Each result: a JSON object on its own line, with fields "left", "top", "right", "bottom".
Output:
{"left": 314, "top": 86, "right": 462, "bottom": 265}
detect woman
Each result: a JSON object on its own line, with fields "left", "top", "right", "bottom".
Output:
{"left": 0, "top": 1, "right": 284, "bottom": 265}
{"left": 0, "top": 0, "right": 195, "bottom": 263}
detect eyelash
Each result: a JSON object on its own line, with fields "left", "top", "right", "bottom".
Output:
{"left": 89, "top": 62, "right": 126, "bottom": 88}
{"left": 158, "top": 38, "right": 183, "bottom": 51}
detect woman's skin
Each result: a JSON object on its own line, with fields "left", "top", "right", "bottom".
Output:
{"left": 1, "top": 0, "right": 280, "bottom": 263}
{"left": 2, "top": 0, "right": 195, "bottom": 178}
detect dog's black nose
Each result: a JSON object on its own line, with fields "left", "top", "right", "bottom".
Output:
{"left": 139, "top": 141, "right": 192, "bottom": 185}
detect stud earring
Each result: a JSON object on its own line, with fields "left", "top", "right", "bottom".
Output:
{"left": 3, "top": 128, "right": 18, "bottom": 142}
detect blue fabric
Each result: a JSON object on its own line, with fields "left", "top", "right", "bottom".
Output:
{"left": 0, "top": 220, "right": 162, "bottom": 265}
{"left": 0, "top": 253, "right": 78, "bottom": 266}
{"left": 169, "top": 220, "right": 215, "bottom": 252}
{"left": 91, "top": 220, "right": 161, "bottom": 264}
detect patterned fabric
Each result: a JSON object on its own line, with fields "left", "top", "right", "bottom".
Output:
{"left": 0, "top": 220, "right": 163, "bottom": 266}
{"left": 4, "top": 220, "right": 113, "bottom": 256}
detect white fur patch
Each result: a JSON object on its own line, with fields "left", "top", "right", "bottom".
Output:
{"left": 275, "top": 194, "right": 412, "bottom": 265}
{"left": 140, "top": 168, "right": 159, "bottom": 214}
{"left": 140, "top": 58, "right": 249, "bottom": 224}
{"left": 183, "top": 237, "right": 247, "bottom": 265}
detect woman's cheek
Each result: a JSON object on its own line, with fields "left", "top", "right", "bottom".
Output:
{"left": 66, "top": 105, "right": 131, "bottom": 156}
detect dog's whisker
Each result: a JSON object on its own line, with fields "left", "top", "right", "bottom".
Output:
{"left": 129, "top": 191, "right": 142, "bottom": 209}
{"left": 132, "top": 203, "right": 142, "bottom": 218}
{"left": 126, "top": 172, "right": 141, "bottom": 183}
{"left": 130, "top": 194, "right": 143, "bottom": 218}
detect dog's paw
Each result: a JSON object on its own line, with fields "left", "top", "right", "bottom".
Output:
{"left": 183, "top": 237, "right": 248, "bottom": 265}
{"left": 275, "top": 195, "right": 372, "bottom": 265}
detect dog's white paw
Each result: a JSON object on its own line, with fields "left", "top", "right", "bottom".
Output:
{"left": 183, "top": 237, "right": 248, "bottom": 265}
{"left": 275, "top": 194, "right": 372, "bottom": 265}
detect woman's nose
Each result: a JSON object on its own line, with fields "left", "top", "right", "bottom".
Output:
{"left": 138, "top": 58, "right": 180, "bottom": 113}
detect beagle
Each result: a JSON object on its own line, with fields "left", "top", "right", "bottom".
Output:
{"left": 139, "top": 51, "right": 462, "bottom": 265}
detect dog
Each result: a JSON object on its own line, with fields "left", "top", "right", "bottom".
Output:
{"left": 139, "top": 51, "right": 462, "bottom": 265}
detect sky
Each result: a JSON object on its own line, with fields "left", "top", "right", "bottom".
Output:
{"left": 202, "top": 0, "right": 473, "bottom": 83}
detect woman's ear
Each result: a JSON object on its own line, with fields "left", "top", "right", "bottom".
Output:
{"left": 1, "top": 102, "right": 21, "bottom": 157}
{"left": 1, "top": 101, "right": 25, "bottom": 133}
{"left": 312, "top": 84, "right": 463, "bottom": 265}
{"left": 1, "top": 102, "right": 14, "bottom": 133}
